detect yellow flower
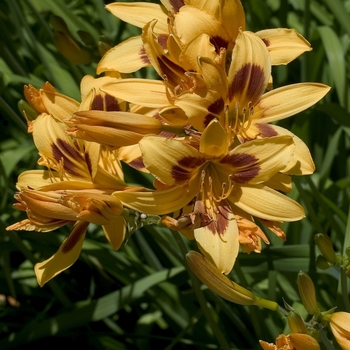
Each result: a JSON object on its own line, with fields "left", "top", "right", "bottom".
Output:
{"left": 7, "top": 76, "right": 148, "bottom": 286}
{"left": 114, "top": 119, "right": 303, "bottom": 274}
{"left": 98, "top": 0, "right": 311, "bottom": 76}
{"left": 329, "top": 312, "right": 350, "bottom": 350}
{"left": 6, "top": 185, "right": 127, "bottom": 286}
{"left": 259, "top": 334, "right": 320, "bottom": 350}
{"left": 101, "top": 30, "right": 329, "bottom": 175}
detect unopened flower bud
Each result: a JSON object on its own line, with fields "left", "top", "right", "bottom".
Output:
{"left": 289, "top": 334, "right": 320, "bottom": 350}
{"left": 297, "top": 271, "right": 320, "bottom": 315}
{"left": 288, "top": 311, "right": 308, "bottom": 334}
{"left": 315, "top": 255, "right": 332, "bottom": 270}
{"left": 186, "top": 251, "right": 256, "bottom": 305}
{"left": 345, "top": 247, "right": 350, "bottom": 258}
{"left": 18, "top": 100, "right": 38, "bottom": 122}
{"left": 50, "top": 15, "right": 92, "bottom": 65}
{"left": 314, "top": 233, "right": 336, "bottom": 264}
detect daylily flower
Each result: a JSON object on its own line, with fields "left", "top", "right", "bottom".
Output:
{"left": 259, "top": 334, "right": 320, "bottom": 350}
{"left": 329, "top": 312, "right": 350, "bottom": 350}
{"left": 8, "top": 76, "right": 148, "bottom": 286}
{"left": 101, "top": 29, "right": 329, "bottom": 175}
{"left": 114, "top": 119, "right": 304, "bottom": 274}
{"left": 98, "top": 0, "right": 311, "bottom": 77}
{"left": 174, "top": 30, "right": 330, "bottom": 174}
{"left": 6, "top": 185, "right": 128, "bottom": 286}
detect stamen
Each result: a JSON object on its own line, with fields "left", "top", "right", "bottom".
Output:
{"left": 228, "top": 101, "right": 255, "bottom": 137}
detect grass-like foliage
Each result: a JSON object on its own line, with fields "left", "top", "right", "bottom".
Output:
{"left": 1, "top": 0, "right": 350, "bottom": 349}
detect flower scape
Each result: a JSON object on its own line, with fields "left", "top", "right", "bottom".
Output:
{"left": 7, "top": 0, "right": 350, "bottom": 349}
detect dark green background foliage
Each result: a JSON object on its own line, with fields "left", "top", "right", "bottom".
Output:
{"left": 0, "top": 0, "right": 349, "bottom": 349}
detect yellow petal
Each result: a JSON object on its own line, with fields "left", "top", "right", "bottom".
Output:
{"left": 198, "top": 55, "right": 228, "bottom": 98}
{"left": 97, "top": 36, "right": 149, "bottom": 74}
{"left": 80, "top": 75, "right": 124, "bottom": 111}
{"left": 16, "top": 170, "right": 55, "bottom": 190}
{"left": 175, "top": 89, "right": 224, "bottom": 131}
{"left": 32, "top": 114, "right": 93, "bottom": 181}
{"left": 106, "top": 2, "right": 168, "bottom": 33}
{"left": 256, "top": 28, "right": 312, "bottom": 65}
{"left": 174, "top": 6, "right": 229, "bottom": 48}
{"left": 218, "top": 0, "right": 246, "bottom": 40}
{"left": 230, "top": 184, "right": 305, "bottom": 221}
{"left": 180, "top": 34, "right": 217, "bottom": 71}
{"left": 220, "top": 136, "right": 294, "bottom": 184}
{"left": 200, "top": 119, "right": 228, "bottom": 158}
{"left": 102, "top": 216, "right": 126, "bottom": 250}
{"left": 140, "top": 136, "right": 204, "bottom": 185}
{"left": 266, "top": 124, "right": 315, "bottom": 175}
{"left": 195, "top": 209, "right": 239, "bottom": 274}
{"left": 40, "top": 90, "right": 79, "bottom": 121}
{"left": 330, "top": 312, "right": 350, "bottom": 350}
{"left": 227, "top": 30, "right": 271, "bottom": 108}
{"left": 102, "top": 79, "right": 169, "bottom": 108}
{"left": 113, "top": 184, "right": 199, "bottom": 215}
{"left": 34, "top": 221, "right": 89, "bottom": 286}
{"left": 253, "top": 83, "right": 331, "bottom": 123}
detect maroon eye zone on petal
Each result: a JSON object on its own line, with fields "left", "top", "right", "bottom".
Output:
{"left": 91, "top": 95, "right": 104, "bottom": 110}
{"left": 91, "top": 94, "right": 120, "bottom": 111}
{"left": 210, "top": 36, "right": 229, "bottom": 54}
{"left": 169, "top": 0, "right": 185, "bottom": 13}
{"left": 105, "top": 94, "right": 120, "bottom": 111}
{"left": 139, "top": 46, "right": 151, "bottom": 64}
{"left": 261, "top": 38, "right": 270, "bottom": 47}
{"left": 204, "top": 98, "right": 225, "bottom": 127}
{"left": 228, "top": 63, "right": 266, "bottom": 104}
{"left": 171, "top": 156, "right": 206, "bottom": 182}
{"left": 220, "top": 153, "right": 260, "bottom": 183}
{"left": 62, "top": 222, "right": 89, "bottom": 253}
{"left": 206, "top": 203, "right": 230, "bottom": 235}
{"left": 52, "top": 139, "right": 83, "bottom": 176}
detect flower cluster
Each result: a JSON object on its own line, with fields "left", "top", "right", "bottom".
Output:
{"left": 8, "top": 0, "right": 329, "bottom": 289}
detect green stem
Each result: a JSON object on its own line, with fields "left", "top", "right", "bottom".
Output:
{"left": 319, "top": 328, "right": 336, "bottom": 350}
{"left": 172, "top": 231, "right": 231, "bottom": 350}
{"left": 293, "top": 177, "right": 324, "bottom": 233}
{"left": 301, "top": 0, "right": 310, "bottom": 81}
{"left": 341, "top": 267, "right": 350, "bottom": 312}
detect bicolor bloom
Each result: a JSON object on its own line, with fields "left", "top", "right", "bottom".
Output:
{"left": 98, "top": 0, "right": 311, "bottom": 77}
{"left": 101, "top": 30, "right": 329, "bottom": 175}
{"left": 114, "top": 119, "right": 304, "bottom": 274}
{"left": 259, "top": 334, "right": 320, "bottom": 350}
{"left": 173, "top": 30, "right": 330, "bottom": 174}
{"left": 329, "top": 312, "right": 350, "bottom": 350}
{"left": 7, "top": 77, "right": 145, "bottom": 285}
{"left": 6, "top": 185, "right": 127, "bottom": 286}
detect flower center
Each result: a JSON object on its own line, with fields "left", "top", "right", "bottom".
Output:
{"left": 200, "top": 168, "right": 234, "bottom": 203}
{"left": 226, "top": 101, "right": 254, "bottom": 138}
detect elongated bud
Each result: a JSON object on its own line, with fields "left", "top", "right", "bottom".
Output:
{"left": 289, "top": 334, "right": 320, "bottom": 350}
{"left": 50, "top": 15, "right": 92, "bottom": 65}
{"left": 345, "top": 247, "right": 350, "bottom": 258}
{"left": 23, "top": 82, "right": 55, "bottom": 114}
{"left": 314, "top": 233, "right": 336, "bottom": 263}
{"left": 18, "top": 100, "right": 38, "bottom": 122}
{"left": 98, "top": 36, "right": 112, "bottom": 57}
{"left": 186, "top": 251, "right": 256, "bottom": 305}
{"left": 288, "top": 311, "right": 308, "bottom": 334}
{"left": 297, "top": 271, "right": 320, "bottom": 315}
{"left": 315, "top": 255, "right": 332, "bottom": 270}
